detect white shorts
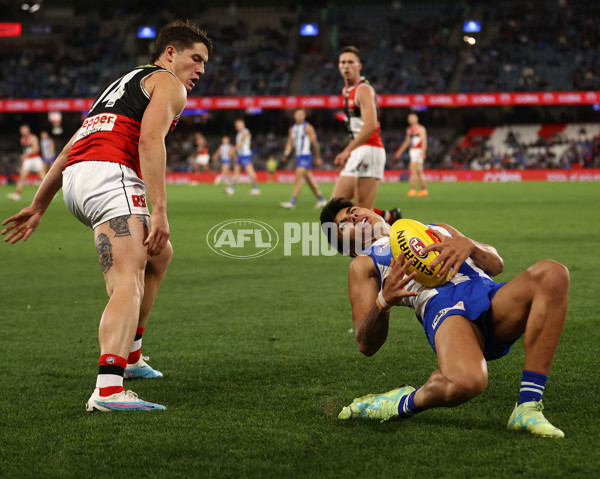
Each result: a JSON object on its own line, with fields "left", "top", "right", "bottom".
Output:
{"left": 23, "top": 157, "right": 44, "bottom": 172}
{"left": 409, "top": 148, "right": 424, "bottom": 164}
{"left": 340, "top": 145, "right": 386, "bottom": 179}
{"left": 62, "top": 161, "right": 149, "bottom": 230}
{"left": 195, "top": 154, "right": 210, "bottom": 166}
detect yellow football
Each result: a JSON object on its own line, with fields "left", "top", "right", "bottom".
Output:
{"left": 389, "top": 218, "right": 451, "bottom": 287}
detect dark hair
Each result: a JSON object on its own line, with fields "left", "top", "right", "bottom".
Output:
{"left": 339, "top": 45, "right": 360, "bottom": 61}
{"left": 319, "top": 197, "right": 354, "bottom": 255}
{"left": 150, "top": 20, "right": 213, "bottom": 63}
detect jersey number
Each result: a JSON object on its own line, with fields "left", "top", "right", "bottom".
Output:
{"left": 91, "top": 69, "right": 141, "bottom": 110}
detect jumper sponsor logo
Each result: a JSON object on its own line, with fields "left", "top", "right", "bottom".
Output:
{"left": 132, "top": 195, "right": 146, "bottom": 208}
{"left": 81, "top": 113, "right": 117, "bottom": 131}
{"left": 207, "top": 219, "right": 278, "bottom": 259}
{"left": 75, "top": 113, "right": 117, "bottom": 142}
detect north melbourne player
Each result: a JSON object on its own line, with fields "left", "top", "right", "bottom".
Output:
{"left": 280, "top": 108, "right": 327, "bottom": 209}
{"left": 2, "top": 20, "right": 213, "bottom": 412}
{"left": 319, "top": 198, "right": 568, "bottom": 438}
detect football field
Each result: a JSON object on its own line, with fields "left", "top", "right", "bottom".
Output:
{"left": 1, "top": 181, "right": 599, "bottom": 478}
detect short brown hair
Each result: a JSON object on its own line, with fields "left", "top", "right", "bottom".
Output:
{"left": 150, "top": 20, "right": 213, "bottom": 63}
{"left": 339, "top": 45, "right": 360, "bottom": 61}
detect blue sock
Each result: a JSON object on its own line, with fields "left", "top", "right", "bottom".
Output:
{"left": 290, "top": 197, "right": 297, "bottom": 205}
{"left": 518, "top": 370, "right": 548, "bottom": 405}
{"left": 398, "top": 389, "right": 421, "bottom": 418}
{"left": 317, "top": 195, "right": 324, "bottom": 201}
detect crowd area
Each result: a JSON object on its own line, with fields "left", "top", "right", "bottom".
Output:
{"left": 1, "top": 0, "right": 599, "bottom": 175}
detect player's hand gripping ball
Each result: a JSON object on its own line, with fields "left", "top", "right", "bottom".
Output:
{"left": 389, "top": 219, "right": 451, "bottom": 287}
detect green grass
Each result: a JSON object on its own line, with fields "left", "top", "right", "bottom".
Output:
{"left": 1, "top": 181, "right": 599, "bottom": 478}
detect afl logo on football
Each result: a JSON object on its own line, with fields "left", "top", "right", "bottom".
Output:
{"left": 409, "top": 237, "right": 428, "bottom": 259}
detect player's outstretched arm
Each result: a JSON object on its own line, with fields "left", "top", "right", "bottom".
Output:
{"left": 139, "top": 72, "right": 187, "bottom": 256}
{"left": 349, "top": 255, "right": 417, "bottom": 356}
{"left": 423, "top": 223, "right": 504, "bottom": 279}
{"left": 2, "top": 132, "right": 76, "bottom": 244}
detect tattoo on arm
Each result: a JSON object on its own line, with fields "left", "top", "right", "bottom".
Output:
{"left": 95, "top": 233, "right": 113, "bottom": 275}
{"left": 356, "top": 305, "right": 390, "bottom": 351}
{"left": 109, "top": 215, "right": 131, "bottom": 237}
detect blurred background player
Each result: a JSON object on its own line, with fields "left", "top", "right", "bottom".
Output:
{"left": 192, "top": 132, "right": 210, "bottom": 173}
{"left": 212, "top": 135, "right": 235, "bottom": 186}
{"left": 332, "top": 46, "right": 401, "bottom": 224}
{"left": 190, "top": 132, "right": 210, "bottom": 186}
{"left": 266, "top": 155, "right": 278, "bottom": 183}
{"left": 226, "top": 118, "right": 260, "bottom": 195}
{"left": 7, "top": 124, "right": 46, "bottom": 201}
{"left": 40, "top": 131, "right": 56, "bottom": 173}
{"left": 394, "top": 113, "right": 428, "bottom": 197}
{"left": 280, "top": 108, "right": 327, "bottom": 209}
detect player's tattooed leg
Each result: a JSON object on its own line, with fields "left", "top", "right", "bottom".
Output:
{"left": 95, "top": 233, "right": 113, "bottom": 275}
{"left": 109, "top": 215, "right": 132, "bottom": 237}
{"left": 136, "top": 215, "right": 149, "bottom": 236}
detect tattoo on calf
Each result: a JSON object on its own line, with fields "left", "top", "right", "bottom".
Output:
{"left": 109, "top": 215, "right": 131, "bottom": 237}
{"left": 95, "top": 233, "right": 113, "bottom": 275}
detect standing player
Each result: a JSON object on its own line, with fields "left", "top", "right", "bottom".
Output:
{"left": 394, "top": 112, "right": 428, "bottom": 197}
{"left": 332, "top": 46, "right": 401, "bottom": 224}
{"left": 319, "top": 198, "right": 568, "bottom": 438}
{"left": 7, "top": 125, "right": 46, "bottom": 201}
{"left": 226, "top": 118, "right": 260, "bottom": 196}
{"left": 2, "top": 20, "right": 213, "bottom": 412}
{"left": 40, "top": 131, "right": 57, "bottom": 172}
{"left": 191, "top": 132, "right": 210, "bottom": 174}
{"left": 280, "top": 108, "right": 327, "bottom": 209}
{"left": 212, "top": 135, "right": 235, "bottom": 186}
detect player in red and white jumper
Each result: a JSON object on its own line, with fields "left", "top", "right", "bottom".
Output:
{"left": 192, "top": 132, "right": 210, "bottom": 174}
{"left": 7, "top": 125, "right": 46, "bottom": 201}
{"left": 2, "top": 20, "right": 213, "bottom": 412}
{"left": 332, "top": 46, "right": 401, "bottom": 224}
{"left": 394, "top": 112, "right": 428, "bottom": 197}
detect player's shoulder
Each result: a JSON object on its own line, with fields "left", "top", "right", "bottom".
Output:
{"left": 349, "top": 254, "right": 377, "bottom": 280}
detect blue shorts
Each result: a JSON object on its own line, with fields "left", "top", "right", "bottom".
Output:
{"left": 237, "top": 154, "right": 253, "bottom": 167}
{"left": 296, "top": 154, "right": 313, "bottom": 169}
{"left": 419, "top": 276, "right": 518, "bottom": 361}
{"left": 221, "top": 158, "right": 231, "bottom": 166}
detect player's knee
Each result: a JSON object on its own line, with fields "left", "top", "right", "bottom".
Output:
{"left": 449, "top": 373, "right": 488, "bottom": 402}
{"left": 529, "top": 260, "right": 570, "bottom": 298}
